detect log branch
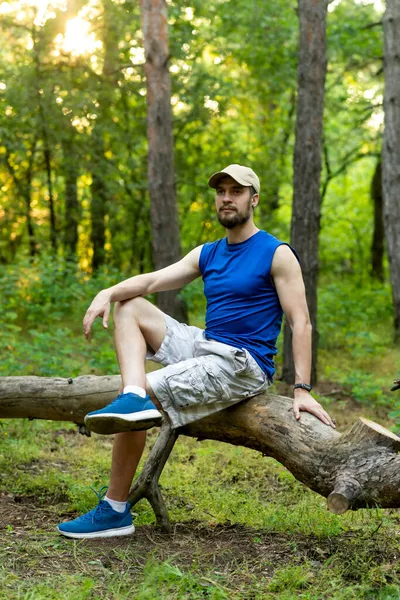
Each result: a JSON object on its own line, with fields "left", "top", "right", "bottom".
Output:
{"left": 1, "top": 375, "right": 400, "bottom": 517}
{"left": 128, "top": 416, "right": 178, "bottom": 532}
{"left": 327, "top": 475, "right": 363, "bottom": 514}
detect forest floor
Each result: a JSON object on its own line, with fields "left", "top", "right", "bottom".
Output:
{"left": 1, "top": 380, "right": 400, "bottom": 599}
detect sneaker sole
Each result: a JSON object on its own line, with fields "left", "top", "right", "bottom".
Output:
{"left": 84, "top": 410, "right": 162, "bottom": 435}
{"left": 57, "top": 524, "right": 135, "bottom": 539}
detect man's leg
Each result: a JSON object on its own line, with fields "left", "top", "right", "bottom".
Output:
{"left": 113, "top": 296, "right": 167, "bottom": 389}
{"left": 58, "top": 298, "right": 169, "bottom": 538}
{"left": 106, "top": 381, "right": 160, "bottom": 502}
{"left": 84, "top": 297, "right": 167, "bottom": 434}
{"left": 107, "top": 431, "right": 147, "bottom": 501}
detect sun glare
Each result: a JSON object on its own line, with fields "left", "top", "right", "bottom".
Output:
{"left": 53, "top": 16, "right": 103, "bottom": 56}
{"left": 0, "top": 0, "right": 66, "bottom": 25}
{"left": 1, "top": 0, "right": 102, "bottom": 57}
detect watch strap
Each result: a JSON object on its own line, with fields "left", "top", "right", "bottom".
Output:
{"left": 293, "top": 383, "right": 312, "bottom": 392}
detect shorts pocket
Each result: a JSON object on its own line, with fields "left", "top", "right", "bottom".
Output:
{"left": 165, "top": 361, "right": 230, "bottom": 409}
{"left": 232, "top": 348, "right": 253, "bottom": 376}
{"left": 165, "top": 366, "right": 208, "bottom": 409}
{"left": 203, "top": 360, "right": 230, "bottom": 401}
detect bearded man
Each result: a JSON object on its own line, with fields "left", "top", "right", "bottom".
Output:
{"left": 58, "top": 164, "right": 335, "bottom": 539}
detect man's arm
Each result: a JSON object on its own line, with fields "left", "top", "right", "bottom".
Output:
{"left": 271, "top": 244, "right": 335, "bottom": 428}
{"left": 83, "top": 245, "right": 203, "bottom": 338}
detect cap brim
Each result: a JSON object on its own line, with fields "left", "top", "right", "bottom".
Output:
{"left": 208, "top": 170, "right": 248, "bottom": 189}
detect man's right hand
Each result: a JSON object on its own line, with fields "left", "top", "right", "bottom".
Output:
{"left": 83, "top": 289, "right": 112, "bottom": 339}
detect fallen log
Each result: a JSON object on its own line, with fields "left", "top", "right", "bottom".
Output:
{"left": 1, "top": 375, "right": 400, "bottom": 529}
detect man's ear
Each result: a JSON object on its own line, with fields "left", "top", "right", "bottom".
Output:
{"left": 252, "top": 194, "right": 259, "bottom": 208}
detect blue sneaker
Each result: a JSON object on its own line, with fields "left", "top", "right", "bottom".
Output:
{"left": 57, "top": 489, "right": 135, "bottom": 539}
{"left": 84, "top": 392, "right": 162, "bottom": 435}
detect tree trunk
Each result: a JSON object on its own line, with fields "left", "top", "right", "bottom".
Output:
{"left": 90, "top": 0, "right": 120, "bottom": 272}
{"left": 5, "top": 138, "right": 38, "bottom": 257}
{"left": 140, "top": 0, "right": 188, "bottom": 323}
{"left": 32, "top": 26, "right": 57, "bottom": 254}
{"left": 62, "top": 138, "right": 80, "bottom": 259}
{"left": 370, "top": 158, "right": 385, "bottom": 282}
{"left": 382, "top": 0, "right": 400, "bottom": 342}
{"left": 282, "top": 0, "right": 328, "bottom": 384}
{"left": 2, "top": 375, "right": 400, "bottom": 522}
{"left": 43, "top": 145, "right": 57, "bottom": 253}
{"left": 90, "top": 131, "right": 107, "bottom": 271}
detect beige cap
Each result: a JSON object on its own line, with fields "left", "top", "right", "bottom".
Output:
{"left": 208, "top": 164, "right": 260, "bottom": 193}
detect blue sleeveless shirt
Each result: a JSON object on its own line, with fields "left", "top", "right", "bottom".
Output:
{"left": 199, "top": 230, "right": 290, "bottom": 380}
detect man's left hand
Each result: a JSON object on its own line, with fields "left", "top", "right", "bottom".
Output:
{"left": 293, "top": 391, "right": 336, "bottom": 428}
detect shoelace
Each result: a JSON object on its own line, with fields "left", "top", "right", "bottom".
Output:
{"left": 80, "top": 486, "right": 112, "bottom": 523}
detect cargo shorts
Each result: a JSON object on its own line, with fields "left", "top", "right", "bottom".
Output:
{"left": 146, "top": 314, "right": 271, "bottom": 428}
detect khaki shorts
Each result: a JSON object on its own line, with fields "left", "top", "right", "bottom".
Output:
{"left": 146, "top": 314, "right": 270, "bottom": 428}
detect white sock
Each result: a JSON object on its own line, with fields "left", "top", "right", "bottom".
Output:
{"left": 104, "top": 496, "right": 127, "bottom": 513}
{"left": 123, "top": 385, "right": 147, "bottom": 398}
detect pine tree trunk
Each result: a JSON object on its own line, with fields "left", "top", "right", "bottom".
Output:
{"left": 140, "top": 0, "right": 188, "bottom": 323}
{"left": 62, "top": 137, "right": 80, "bottom": 259}
{"left": 43, "top": 145, "right": 57, "bottom": 253}
{"left": 5, "top": 139, "right": 38, "bottom": 258}
{"left": 32, "top": 26, "right": 57, "bottom": 254}
{"left": 90, "top": 130, "right": 107, "bottom": 271}
{"left": 382, "top": 0, "right": 400, "bottom": 342}
{"left": 370, "top": 159, "right": 384, "bottom": 282}
{"left": 282, "top": 0, "right": 328, "bottom": 384}
{"left": 90, "top": 0, "right": 120, "bottom": 271}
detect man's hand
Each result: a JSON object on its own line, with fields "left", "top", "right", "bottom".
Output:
{"left": 83, "top": 289, "right": 112, "bottom": 339}
{"left": 293, "top": 390, "right": 336, "bottom": 428}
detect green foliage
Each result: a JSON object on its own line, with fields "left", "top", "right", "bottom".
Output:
{"left": 318, "top": 278, "right": 392, "bottom": 357}
{"left": 0, "top": 0, "right": 385, "bottom": 278}
{"left": 317, "top": 275, "right": 399, "bottom": 425}
{"left": 0, "top": 255, "right": 123, "bottom": 376}
{"left": 341, "top": 371, "right": 392, "bottom": 407}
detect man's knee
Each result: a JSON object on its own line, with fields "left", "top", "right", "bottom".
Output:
{"left": 114, "top": 296, "right": 149, "bottom": 321}
{"left": 114, "top": 297, "right": 167, "bottom": 354}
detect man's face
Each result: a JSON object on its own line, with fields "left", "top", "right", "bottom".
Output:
{"left": 215, "top": 176, "right": 256, "bottom": 229}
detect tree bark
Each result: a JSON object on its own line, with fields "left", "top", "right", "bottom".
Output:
{"left": 140, "top": 0, "right": 188, "bottom": 323}
{"left": 90, "top": 131, "right": 107, "bottom": 271}
{"left": 32, "top": 25, "right": 57, "bottom": 254}
{"left": 282, "top": 0, "right": 328, "bottom": 384}
{"left": 90, "top": 0, "right": 120, "bottom": 271}
{"left": 5, "top": 138, "right": 38, "bottom": 258}
{"left": 370, "top": 158, "right": 384, "bottom": 282}
{"left": 2, "top": 375, "right": 400, "bottom": 515}
{"left": 382, "top": 0, "right": 400, "bottom": 342}
{"left": 62, "top": 137, "right": 80, "bottom": 259}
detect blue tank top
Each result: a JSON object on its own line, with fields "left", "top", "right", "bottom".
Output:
{"left": 199, "top": 230, "right": 291, "bottom": 380}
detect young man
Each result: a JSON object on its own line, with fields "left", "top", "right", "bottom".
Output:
{"left": 58, "top": 164, "right": 335, "bottom": 539}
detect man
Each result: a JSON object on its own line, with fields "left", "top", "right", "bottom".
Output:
{"left": 58, "top": 164, "right": 335, "bottom": 539}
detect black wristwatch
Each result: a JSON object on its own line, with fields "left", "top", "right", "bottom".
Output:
{"left": 293, "top": 383, "right": 312, "bottom": 392}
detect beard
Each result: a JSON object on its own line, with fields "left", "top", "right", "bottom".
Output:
{"left": 217, "top": 198, "right": 252, "bottom": 229}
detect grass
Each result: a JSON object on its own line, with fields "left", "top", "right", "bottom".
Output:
{"left": 1, "top": 259, "right": 400, "bottom": 597}
{"left": 2, "top": 405, "right": 400, "bottom": 599}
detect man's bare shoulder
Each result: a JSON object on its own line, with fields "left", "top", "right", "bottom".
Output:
{"left": 183, "top": 245, "right": 204, "bottom": 271}
{"left": 271, "top": 244, "right": 300, "bottom": 277}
